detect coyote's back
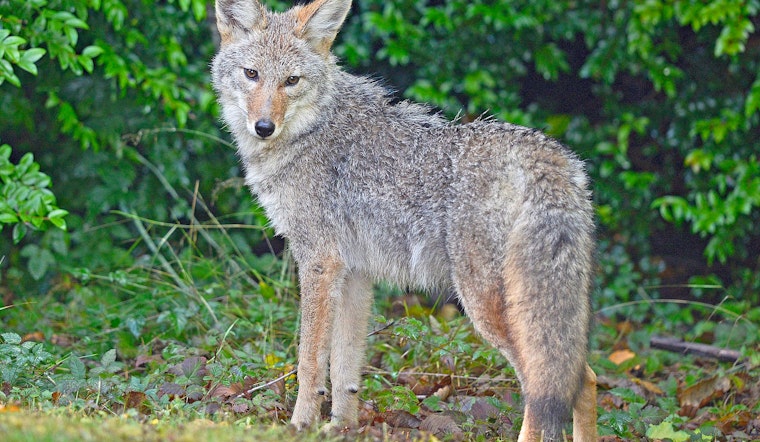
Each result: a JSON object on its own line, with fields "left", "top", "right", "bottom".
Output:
{"left": 211, "top": 0, "right": 598, "bottom": 440}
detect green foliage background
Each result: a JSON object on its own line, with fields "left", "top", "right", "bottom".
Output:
{"left": 1, "top": 0, "right": 759, "bottom": 345}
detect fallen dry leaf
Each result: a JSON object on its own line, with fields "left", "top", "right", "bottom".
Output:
{"left": 419, "top": 413, "right": 464, "bottom": 439}
{"left": 432, "top": 384, "right": 453, "bottom": 401}
{"left": 458, "top": 396, "right": 501, "bottom": 420}
{"left": 616, "top": 321, "right": 634, "bottom": 335}
{"left": 608, "top": 349, "right": 636, "bottom": 365}
{"left": 167, "top": 356, "right": 208, "bottom": 379}
{"left": 0, "top": 403, "right": 21, "bottom": 413}
{"left": 678, "top": 375, "right": 731, "bottom": 418}
{"left": 158, "top": 382, "right": 185, "bottom": 398}
{"left": 357, "top": 400, "right": 378, "bottom": 427}
{"left": 21, "top": 331, "right": 44, "bottom": 343}
{"left": 597, "top": 375, "right": 662, "bottom": 402}
{"left": 124, "top": 391, "right": 146, "bottom": 411}
{"left": 268, "top": 376, "right": 286, "bottom": 396}
{"left": 440, "top": 354, "right": 456, "bottom": 372}
{"left": 134, "top": 354, "right": 164, "bottom": 368}
{"left": 381, "top": 410, "right": 421, "bottom": 429}
{"left": 50, "top": 334, "right": 73, "bottom": 347}
{"left": 631, "top": 377, "right": 664, "bottom": 395}
{"left": 231, "top": 402, "right": 249, "bottom": 413}
{"left": 397, "top": 371, "right": 419, "bottom": 389}
{"left": 715, "top": 409, "right": 753, "bottom": 434}
{"left": 208, "top": 384, "right": 238, "bottom": 399}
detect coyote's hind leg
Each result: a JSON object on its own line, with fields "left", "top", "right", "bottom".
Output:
{"left": 451, "top": 235, "right": 594, "bottom": 441}
{"left": 572, "top": 363, "right": 598, "bottom": 442}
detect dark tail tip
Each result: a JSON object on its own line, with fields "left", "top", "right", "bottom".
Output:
{"left": 528, "top": 396, "right": 572, "bottom": 441}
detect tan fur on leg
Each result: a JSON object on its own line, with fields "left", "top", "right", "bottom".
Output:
{"left": 572, "top": 364, "right": 598, "bottom": 442}
{"left": 290, "top": 257, "right": 346, "bottom": 429}
{"left": 327, "top": 274, "right": 373, "bottom": 428}
{"left": 517, "top": 407, "right": 543, "bottom": 442}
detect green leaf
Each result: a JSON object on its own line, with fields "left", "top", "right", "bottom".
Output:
{"left": 191, "top": 0, "right": 207, "bottom": 21}
{"left": 81, "top": 45, "right": 104, "bottom": 58}
{"left": 69, "top": 355, "right": 86, "bottom": 379}
{"left": 745, "top": 77, "right": 760, "bottom": 117}
{"left": 79, "top": 54, "right": 94, "bottom": 73}
{"left": 715, "top": 19, "right": 754, "bottom": 56}
{"left": 534, "top": 43, "right": 569, "bottom": 80}
{"left": 0, "top": 58, "right": 20, "bottom": 87}
{"left": 21, "top": 48, "right": 46, "bottom": 64}
{"left": 101, "top": 348, "right": 117, "bottom": 367}
{"left": 47, "top": 208, "right": 68, "bottom": 219}
{"left": 65, "top": 26, "right": 79, "bottom": 47}
{"left": 375, "top": 385, "right": 420, "bottom": 414}
{"left": 65, "top": 17, "right": 89, "bottom": 29}
{"left": 17, "top": 152, "right": 34, "bottom": 174}
{"left": 48, "top": 208, "right": 68, "bottom": 230}
{"left": 16, "top": 48, "right": 46, "bottom": 75}
{"left": 17, "top": 48, "right": 45, "bottom": 75}
{"left": 2, "top": 36, "right": 26, "bottom": 47}
{"left": 21, "top": 244, "right": 56, "bottom": 280}
{"left": 0, "top": 212, "right": 19, "bottom": 224}
{"left": 12, "top": 222, "right": 27, "bottom": 243}
{"left": 16, "top": 59, "right": 38, "bottom": 76}
{"left": 646, "top": 421, "right": 690, "bottom": 442}
{"left": 1, "top": 332, "right": 22, "bottom": 345}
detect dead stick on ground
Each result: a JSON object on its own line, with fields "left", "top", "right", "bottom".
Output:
{"left": 237, "top": 320, "right": 397, "bottom": 398}
{"left": 650, "top": 336, "right": 742, "bottom": 363}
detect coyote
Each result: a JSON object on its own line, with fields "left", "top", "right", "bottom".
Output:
{"left": 211, "top": 0, "right": 598, "bottom": 440}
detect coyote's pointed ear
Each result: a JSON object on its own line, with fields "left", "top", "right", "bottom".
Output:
{"left": 215, "top": 0, "right": 268, "bottom": 46}
{"left": 294, "top": 0, "right": 352, "bottom": 56}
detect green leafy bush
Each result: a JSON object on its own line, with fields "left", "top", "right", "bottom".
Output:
{"left": 1, "top": 0, "right": 255, "bottom": 291}
{"left": 0, "top": 144, "right": 67, "bottom": 243}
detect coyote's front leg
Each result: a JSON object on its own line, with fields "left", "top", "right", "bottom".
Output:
{"left": 290, "top": 256, "right": 346, "bottom": 430}
{"left": 327, "top": 274, "right": 373, "bottom": 428}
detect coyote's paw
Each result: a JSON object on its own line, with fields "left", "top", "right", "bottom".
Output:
{"left": 290, "top": 419, "right": 313, "bottom": 432}
{"left": 290, "top": 396, "right": 322, "bottom": 431}
{"left": 321, "top": 419, "right": 353, "bottom": 434}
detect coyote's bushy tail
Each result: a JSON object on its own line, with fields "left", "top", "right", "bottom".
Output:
{"left": 505, "top": 200, "right": 594, "bottom": 441}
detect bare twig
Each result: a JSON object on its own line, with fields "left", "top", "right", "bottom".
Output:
{"left": 367, "top": 319, "right": 396, "bottom": 337}
{"left": 236, "top": 320, "right": 397, "bottom": 398}
{"left": 650, "top": 336, "right": 742, "bottom": 363}
{"left": 361, "top": 367, "right": 488, "bottom": 383}
{"left": 237, "top": 368, "right": 297, "bottom": 398}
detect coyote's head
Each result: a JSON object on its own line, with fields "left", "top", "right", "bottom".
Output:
{"left": 211, "top": 0, "right": 351, "bottom": 143}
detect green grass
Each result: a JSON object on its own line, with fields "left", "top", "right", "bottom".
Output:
{"left": 0, "top": 409, "right": 330, "bottom": 442}
{"left": 2, "top": 210, "right": 759, "bottom": 441}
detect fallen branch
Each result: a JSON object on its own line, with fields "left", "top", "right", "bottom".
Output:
{"left": 650, "top": 336, "right": 742, "bottom": 363}
{"left": 236, "top": 320, "right": 397, "bottom": 398}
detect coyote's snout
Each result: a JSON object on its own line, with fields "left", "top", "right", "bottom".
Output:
{"left": 240, "top": 67, "right": 293, "bottom": 140}
{"left": 211, "top": 0, "right": 599, "bottom": 440}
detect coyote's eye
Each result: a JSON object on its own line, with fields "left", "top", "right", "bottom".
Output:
{"left": 285, "top": 76, "right": 300, "bottom": 86}
{"left": 243, "top": 68, "right": 258, "bottom": 80}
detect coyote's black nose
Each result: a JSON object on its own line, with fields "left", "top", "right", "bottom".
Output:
{"left": 254, "top": 119, "right": 276, "bottom": 138}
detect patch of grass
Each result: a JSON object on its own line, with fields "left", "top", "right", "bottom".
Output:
{"left": 0, "top": 409, "right": 328, "bottom": 442}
